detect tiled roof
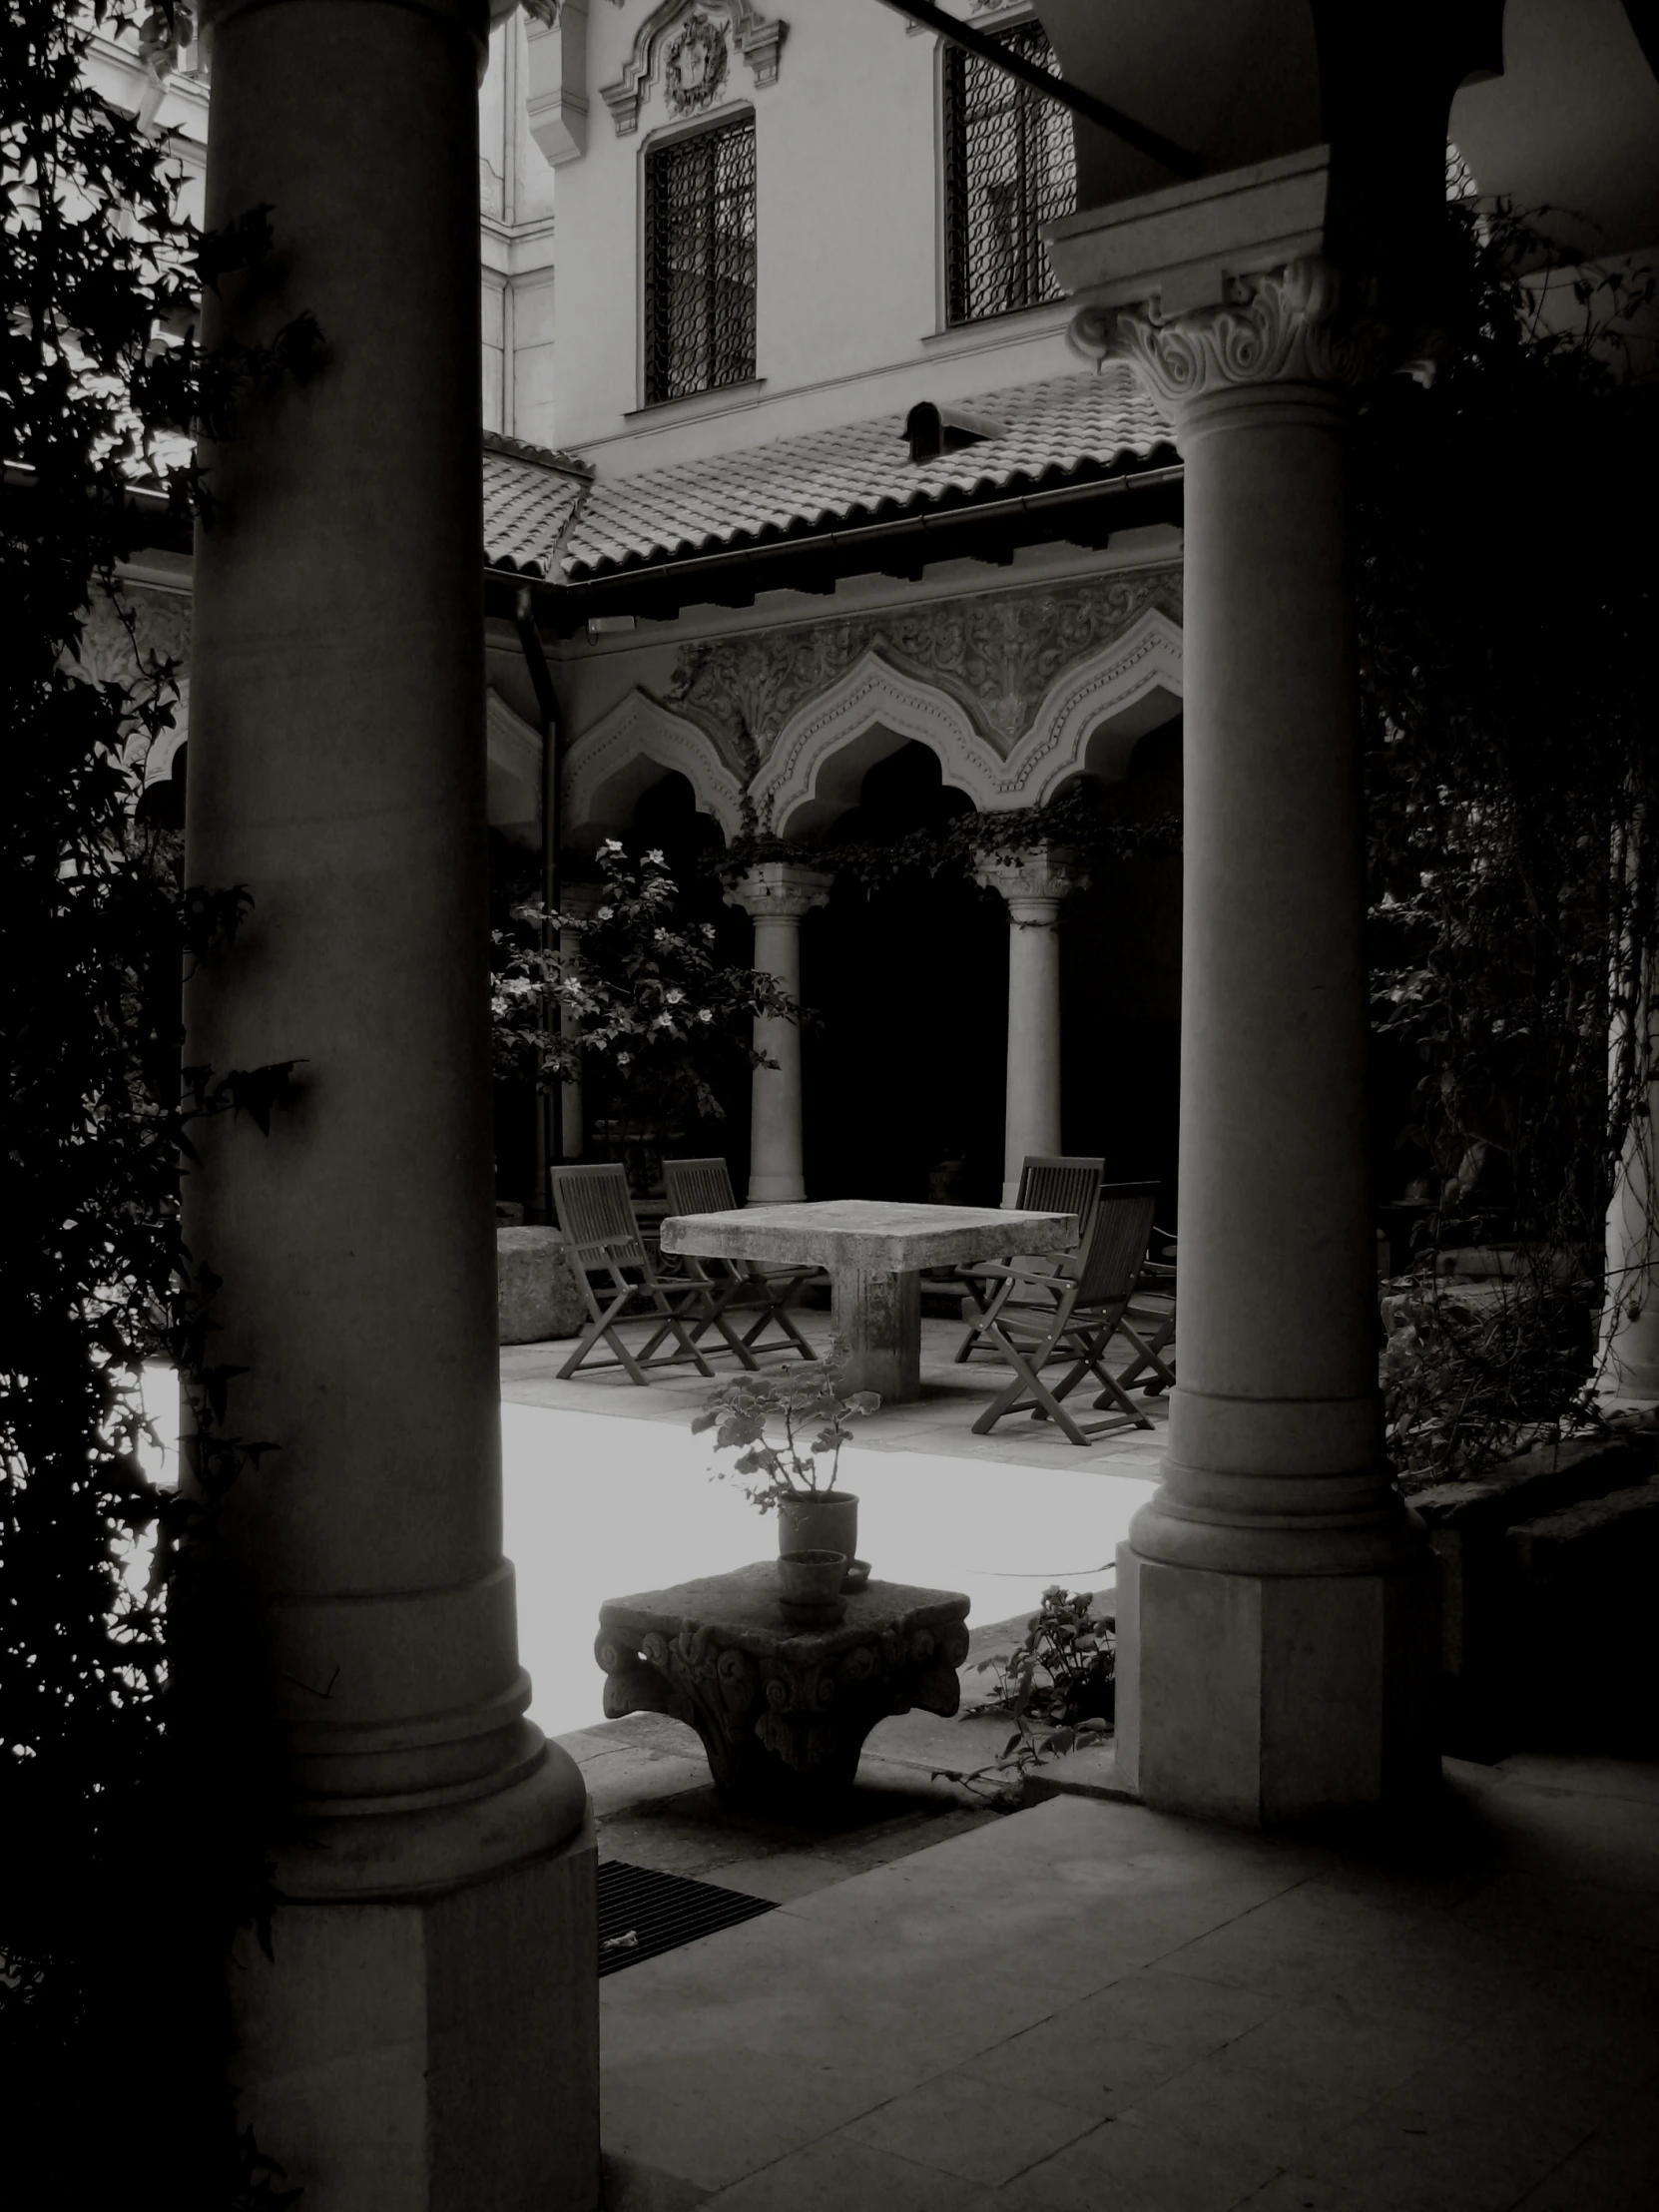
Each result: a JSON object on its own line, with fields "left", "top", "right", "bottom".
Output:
{"left": 481, "top": 367, "right": 1176, "bottom": 584}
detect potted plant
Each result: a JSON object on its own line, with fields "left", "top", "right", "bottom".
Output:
{"left": 692, "top": 1338, "right": 878, "bottom": 1590}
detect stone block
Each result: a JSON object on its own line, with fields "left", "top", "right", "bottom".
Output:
{"left": 1114, "top": 1544, "right": 1439, "bottom": 1825}
{"left": 1505, "top": 1475, "right": 1659, "bottom": 1752}
{"left": 230, "top": 1817, "right": 600, "bottom": 2212}
{"left": 497, "top": 1226, "right": 586, "bottom": 1344}
{"left": 1410, "top": 1422, "right": 1658, "bottom": 1756}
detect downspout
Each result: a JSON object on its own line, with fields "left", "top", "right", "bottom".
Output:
{"left": 515, "top": 583, "right": 561, "bottom": 1218}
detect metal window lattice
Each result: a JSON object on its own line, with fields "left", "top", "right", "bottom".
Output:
{"left": 645, "top": 116, "right": 758, "bottom": 405}
{"left": 944, "top": 22, "right": 1077, "bottom": 327}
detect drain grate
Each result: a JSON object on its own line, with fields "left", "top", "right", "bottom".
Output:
{"left": 597, "top": 1860, "right": 779, "bottom": 1976}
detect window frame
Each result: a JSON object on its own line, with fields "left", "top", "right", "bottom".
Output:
{"left": 938, "top": 10, "right": 1077, "bottom": 332}
{"left": 639, "top": 104, "right": 760, "bottom": 411}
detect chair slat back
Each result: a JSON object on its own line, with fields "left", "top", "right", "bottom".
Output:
{"left": 663, "top": 1157, "right": 738, "bottom": 1219}
{"left": 550, "top": 1164, "right": 647, "bottom": 1269}
{"left": 1075, "top": 1181, "right": 1159, "bottom": 1310}
{"left": 1014, "top": 1155, "right": 1105, "bottom": 1248}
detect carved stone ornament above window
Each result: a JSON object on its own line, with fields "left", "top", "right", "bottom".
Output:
{"left": 600, "top": 0, "right": 785, "bottom": 137}
{"left": 664, "top": 14, "right": 729, "bottom": 113}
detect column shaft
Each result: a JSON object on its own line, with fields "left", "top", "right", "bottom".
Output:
{"left": 975, "top": 850, "right": 1081, "bottom": 1206}
{"left": 1077, "top": 267, "right": 1435, "bottom": 1826}
{"left": 726, "top": 864, "right": 830, "bottom": 1205}
{"left": 187, "top": 0, "right": 596, "bottom": 2199}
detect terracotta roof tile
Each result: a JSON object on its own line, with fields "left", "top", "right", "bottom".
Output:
{"left": 481, "top": 368, "right": 1175, "bottom": 583}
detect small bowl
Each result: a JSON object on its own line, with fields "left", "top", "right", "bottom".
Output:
{"left": 778, "top": 1549, "right": 847, "bottom": 1610}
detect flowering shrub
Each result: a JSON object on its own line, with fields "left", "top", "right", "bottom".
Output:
{"left": 493, "top": 838, "right": 804, "bottom": 1170}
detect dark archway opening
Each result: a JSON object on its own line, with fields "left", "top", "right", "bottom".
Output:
{"left": 801, "top": 740, "right": 1007, "bottom": 1204}
{"left": 1059, "top": 717, "right": 1183, "bottom": 1227}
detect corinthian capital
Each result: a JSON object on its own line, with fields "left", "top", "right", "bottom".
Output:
{"left": 725, "top": 861, "right": 834, "bottom": 923}
{"left": 972, "top": 845, "right": 1088, "bottom": 921}
{"left": 1071, "top": 258, "right": 1387, "bottom": 411}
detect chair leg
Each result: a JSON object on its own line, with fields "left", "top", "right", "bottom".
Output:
{"left": 970, "top": 1329, "right": 1095, "bottom": 1447}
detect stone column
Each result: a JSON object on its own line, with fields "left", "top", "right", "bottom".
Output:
{"left": 556, "top": 882, "right": 604, "bottom": 1162}
{"left": 1603, "top": 952, "right": 1659, "bottom": 1396}
{"left": 1073, "top": 263, "right": 1435, "bottom": 1826}
{"left": 725, "top": 862, "right": 832, "bottom": 1204}
{"left": 187, "top": 2, "right": 598, "bottom": 2204}
{"left": 973, "top": 847, "right": 1087, "bottom": 1206}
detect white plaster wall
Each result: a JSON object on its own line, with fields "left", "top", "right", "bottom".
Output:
{"left": 481, "top": 17, "right": 559, "bottom": 442}
{"left": 547, "top": 0, "right": 1083, "bottom": 472}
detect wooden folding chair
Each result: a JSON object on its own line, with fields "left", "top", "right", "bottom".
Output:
{"left": 550, "top": 1164, "right": 717, "bottom": 1386}
{"left": 951, "top": 1155, "right": 1104, "bottom": 1364}
{"left": 662, "top": 1157, "right": 820, "bottom": 1365}
{"left": 969, "top": 1182, "right": 1159, "bottom": 1445}
{"left": 1105, "top": 1228, "right": 1176, "bottom": 1399}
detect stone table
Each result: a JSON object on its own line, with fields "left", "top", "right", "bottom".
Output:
{"left": 595, "top": 1563, "right": 972, "bottom": 1793}
{"left": 659, "top": 1198, "right": 1079, "bottom": 1400}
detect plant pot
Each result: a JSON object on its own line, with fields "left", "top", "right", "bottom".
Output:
{"left": 777, "top": 1491, "right": 859, "bottom": 1588}
{"left": 776, "top": 1549, "right": 848, "bottom": 1625}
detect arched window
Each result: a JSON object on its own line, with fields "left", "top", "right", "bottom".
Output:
{"left": 943, "top": 18, "right": 1077, "bottom": 326}
{"left": 644, "top": 112, "right": 758, "bottom": 403}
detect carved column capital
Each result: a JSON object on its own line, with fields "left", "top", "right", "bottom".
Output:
{"left": 972, "top": 844, "right": 1088, "bottom": 927}
{"left": 725, "top": 860, "right": 834, "bottom": 924}
{"left": 1070, "top": 258, "right": 1401, "bottom": 422}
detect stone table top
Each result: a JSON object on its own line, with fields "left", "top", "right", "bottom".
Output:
{"left": 598, "top": 1560, "right": 970, "bottom": 1661}
{"left": 658, "top": 1200, "right": 1080, "bottom": 1273}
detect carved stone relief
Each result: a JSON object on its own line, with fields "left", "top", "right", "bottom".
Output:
{"left": 664, "top": 12, "right": 729, "bottom": 112}
{"left": 600, "top": 0, "right": 785, "bottom": 136}
{"left": 660, "top": 567, "right": 1183, "bottom": 776}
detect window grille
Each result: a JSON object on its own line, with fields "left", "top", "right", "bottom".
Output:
{"left": 943, "top": 20, "right": 1077, "bottom": 327}
{"left": 644, "top": 115, "right": 758, "bottom": 405}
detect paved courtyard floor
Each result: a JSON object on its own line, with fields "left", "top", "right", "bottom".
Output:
{"left": 523, "top": 1318, "right": 1659, "bottom": 2212}
{"left": 589, "top": 1754, "right": 1659, "bottom": 2212}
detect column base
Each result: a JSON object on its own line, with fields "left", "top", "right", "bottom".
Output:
{"left": 1113, "top": 1543, "right": 1439, "bottom": 1826}
{"left": 230, "top": 1812, "right": 600, "bottom": 2212}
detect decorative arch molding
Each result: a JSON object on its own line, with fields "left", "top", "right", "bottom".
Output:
{"left": 994, "top": 608, "right": 1184, "bottom": 809}
{"left": 486, "top": 687, "right": 545, "bottom": 845}
{"left": 562, "top": 687, "right": 745, "bottom": 845}
{"left": 141, "top": 685, "right": 190, "bottom": 789}
{"left": 754, "top": 649, "right": 1008, "bottom": 838}
{"left": 600, "top": 0, "right": 785, "bottom": 137}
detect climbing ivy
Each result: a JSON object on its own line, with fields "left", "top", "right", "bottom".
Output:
{"left": 2, "top": 7, "right": 314, "bottom": 2200}
{"left": 1357, "top": 199, "right": 1659, "bottom": 1477}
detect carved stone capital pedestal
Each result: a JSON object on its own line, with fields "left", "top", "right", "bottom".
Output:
{"left": 596, "top": 1564, "right": 971, "bottom": 1794}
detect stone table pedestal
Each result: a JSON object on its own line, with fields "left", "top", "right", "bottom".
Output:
{"left": 596, "top": 1563, "right": 971, "bottom": 1792}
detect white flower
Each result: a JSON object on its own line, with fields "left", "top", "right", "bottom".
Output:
{"left": 665, "top": 987, "right": 684, "bottom": 1004}
{"left": 645, "top": 847, "right": 667, "bottom": 865}
{"left": 697, "top": 1007, "right": 714, "bottom": 1024}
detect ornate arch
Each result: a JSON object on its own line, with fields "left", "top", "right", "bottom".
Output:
{"left": 562, "top": 687, "right": 744, "bottom": 846}
{"left": 753, "top": 648, "right": 1007, "bottom": 837}
{"left": 485, "top": 687, "right": 544, "bottom": 844}
{"left": 994, "top": 607, "right": 1184, "bottom": 809}
{"left": 600, "top": 0, "right": 786, "bottom": 136}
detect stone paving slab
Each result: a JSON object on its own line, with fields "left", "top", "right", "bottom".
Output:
{"left": 502, "top": 1309, "right": 1170, "bottom": 1477}
{"left": 595, "top": 1760, "right": 1659, "bottom": 2212}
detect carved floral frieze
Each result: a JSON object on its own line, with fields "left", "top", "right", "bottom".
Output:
{"left": 660, "top": 567, "right": 1183, "bottom": 778}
